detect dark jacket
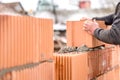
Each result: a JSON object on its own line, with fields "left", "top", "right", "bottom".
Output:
{"left": 93, "top": 2, "right": 120, "bottom": 45}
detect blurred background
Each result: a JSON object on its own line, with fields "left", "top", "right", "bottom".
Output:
{"left": 0, "top": 0, "right": 119, "bottom": 51}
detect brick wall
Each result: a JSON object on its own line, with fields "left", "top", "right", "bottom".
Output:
{"left": 0, "top": 15, "right": 54, "bottom": 80}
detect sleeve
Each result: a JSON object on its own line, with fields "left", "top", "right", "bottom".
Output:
{"left": 94, "top": 22, "right": 120, "bottom": 45}
{"left": 93, "top": 14, "right": 114, "bottom": 25}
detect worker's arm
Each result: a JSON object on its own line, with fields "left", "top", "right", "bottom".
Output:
{"left": 93, "top": 14, "right": 114, "bottom": 25}
{"left": 94, "top": 18, "right": 120, "bottom": 45}
{"left": 83, "top": 19, "right": 120, "bottom": 45}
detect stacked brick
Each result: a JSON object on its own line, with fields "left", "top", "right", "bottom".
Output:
{"left": 95, "top": 46, "right": 120, "bottom": 80}
{"left": 1, "top": 62, "right": 54, "bottom": 80}
{"left": 88, "top": 47, "right": 120, "bottom": 79}
{"left": 0, "top": 15, "right": 54, "bottom": 80}
{"left": 54, "top": 20, "right": 120, "bottom": 80}
{"left": 54, "top": 52, "right": 88, "bottom": 80}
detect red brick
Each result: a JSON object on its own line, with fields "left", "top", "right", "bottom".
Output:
{"left": 0, "top": 15, "right": 53, "bottom": 69}
{"left": 11, "top": 62, "right": 54, "bottom": 80}
{"left": 54, "top": 52, "right": 88, "bottom": 80}
{"left": 110, "top": 46, "right": 119, "bottom": 67}
{"left": 88, "top": 48, "right": 113, "bottom": 79}
{"left": 66, "top": 20, "right": 107, "bottom": 47}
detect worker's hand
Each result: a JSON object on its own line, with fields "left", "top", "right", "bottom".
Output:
{"left": 83, "top": 19, "right": 99, "bottom": 35}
